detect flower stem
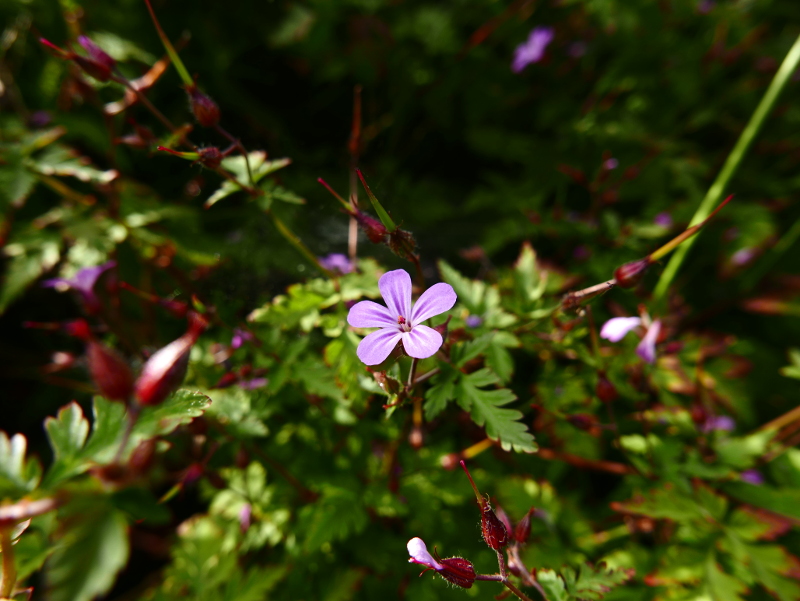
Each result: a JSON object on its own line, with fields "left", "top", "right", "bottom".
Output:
{"left": 407, "top": 358, "right": 418, "bottom": 389}
{"left": 459, "top": 460, "right": 485, "bottom": 505}
{"left": 0, "top": 526, "right": 16, "bottom": 599}
{"left": 356, "top": 169, "right": 398, "bottom": 233}
{"left": 142, "top": 0, "right": 194, "bottom": 87}
{"left": 268, "top": 211, "right": 333, "bottom": 277}
{"left": 653, "top": 33, "right": 800, "bottom": 300}
{"left": 504, "top": 580, "right": 537, "bottom": 601}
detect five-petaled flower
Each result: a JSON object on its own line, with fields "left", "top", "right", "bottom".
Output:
{"left": 347, "top": 269, "right": 456, "bottom": 365}
{"left": 600, "top": 316, "right": 662, "bottom": 364}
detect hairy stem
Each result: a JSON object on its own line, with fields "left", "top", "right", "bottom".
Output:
{"left": 653, "top": 33, "right": 800, "bottom": 300}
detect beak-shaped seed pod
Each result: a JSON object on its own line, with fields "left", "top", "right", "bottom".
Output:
{"left": 460, "top": 460, "right": 508, "bottom": 551}
{"left": 438, "top": 557, "right": 476, "bottom": 589}
{"left": 186, "top": 84, "right": 220, "bottom": 128}
{"left": 134, "top": 313, "right": 208, "bottom": 406}
{"left": 613, "top": 258, "right": 650, "bottom": 289}
{"left": 65, "top": 319, "right": 134, "bottom": 401}
{"left": 514, "top": 507, "right": 535, "bottom": 544}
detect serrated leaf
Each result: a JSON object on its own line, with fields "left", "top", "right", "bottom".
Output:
{"left": 437, "top": 259, "right": 485, "bottom": 312}
{"left": 721, "top": 482, "right": 800, "bottom": 521}
{"left": 298, "top": 486, "right": 368, "bottom": 552}
{"left": 43, "top": 402, "right": 91, "bottom": 485}
{"left": 205, "top": 153, "right": 292, "bottom": 208}
{"left": 704, "top": 554, "right": 748, "bottom": 601}
{"left": 537, "top": 569, "right": 570, "bottom": 601}
{"left": 30, "top": 145, "right": 118, "bottom": 184}
{"left": 563, "top": 563, "right": 635, "bottom": 600}
{"left": 425, "top": 365, "right": 458, "bottom": 420}
{"left": 0, "top": 432, "right": 41, "bottom": 497}
{"left": 46, "top": 501, "right": 129, "bottom": 601}
{"left": 0, "top": 230, "right": 60, "bottom": 314}
{"left": 513, "top": 242, "right": 547, "bottom": 310}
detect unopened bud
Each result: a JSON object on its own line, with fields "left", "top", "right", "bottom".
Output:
{"left": 77, "top": 35, "right": 116, "bottom": 79}
{"left": 354, "top": 210, "right": 387, "bottom": 244}
{"left": 197, "top": 146, "right": 222, "bottom": 169}
{"left": 514, "top": 507, "right": 534, "bottom": 544}
{"left": 566, "top": 413, "right": 596, "bottom": 432}
{"left": 481, "top": 503, "right": 509, "bottom": 551}
{"left": 596, "top": 373, "right": 618, "bottom": 403}
{"left": 613, "top": 258, "right": 650, "bottom": 289}
{"left": 87, "top": 341, "right": 134, "bottom": 401}
{"left": 495, "top": 504, "right": 513, "bottom": 538}
{"left": 129, "top": 439, "right": 156, "bottom": 474}
{"left": 388, "top": 228, "right": 417, "bottom": 261}
{"left": 186, "top": 85, "right": 220, "bottom": 127}
{"left": 134, "top": 313, "right": 208, "bottom": 406}
{"left": 438, "top": 557, "right": 476, "bottom": 589}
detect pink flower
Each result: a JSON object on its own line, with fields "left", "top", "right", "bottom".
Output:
{"left": 512, "top": 27, "right": 554, "bottom": 73}
{"left": 600, "top": 316, "right": 662, "bottom": 364}
{"left": 407, "top": 537, "right": 443, "bottom": 570}
{"left": 43, "top": 261, "right": 116, "bottom": 314}
{"left": 407, "top": 537, "right": 476, "bottom": 589}
{"left": 319, "top": 253, "right": 354, "bottom": 274}
{"left": 347, "top": 270, "right": 456, "bottom": 365}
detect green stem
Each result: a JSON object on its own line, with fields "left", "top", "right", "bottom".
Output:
{"left": 356, "top": 169, "right": 398, "bottom": 233}
{"left": 741, "top": 215, "right": 800, "bottom": 290}
{"left": 653, "top": 33, "right": 800, "bottom": 300}
{"left": 143, "top": 0, "right": 194, "bottom": 87}
{"left": 268, "top": 211, "right": 333, "bottom": 277}
{"left": 0, "top": 527, "right": 16, "bottom": 599}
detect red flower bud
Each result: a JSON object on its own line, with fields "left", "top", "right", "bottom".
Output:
{"left": 134, "top": 313, "right": 208, "bottom": 406}
{"left": 186, "top": 85, "right": 220, "bottom": 127}
{"left": 77, "top": 35, "right": 116, "bottom": 80}
{"left": 613, "top": 258, "right": 650, "bottom": 289}
{"left": 514, "top": 507, "right": 534, "bottom": 544}
{"left": 596, "top": 373, "right": 618, "bottom": 403}
{"left": 87, "top": 341, "right": 134, "bottom": 401}
{"left": 481, "top": 503, "right": 509, "bottom": 551}
{"left": 495, "top": 504, "right": 513, "bottom": 538}
{"left": 566, "top": 413, "right": 597, "bottom": 432}
{"left": 388, "top": 228, "right": 417, "bottom": 261}
{"left": 197, "top": 146, "right": 222, "bottom": 169}
{"left": 438, "top": 557, "right": 476, "bottom": 589}
{"left": 354, "top": 210, "right": 387, "bottom": 244}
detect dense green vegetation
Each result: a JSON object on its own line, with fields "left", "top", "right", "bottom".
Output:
{"left": 2, "top": 0, "right": 800, "bottom": 599}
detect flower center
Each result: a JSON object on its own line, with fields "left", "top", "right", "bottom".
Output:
{"left": 397, "top": 315, "right": 411, "bottom": 332}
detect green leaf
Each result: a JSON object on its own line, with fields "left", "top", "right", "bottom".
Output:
{"left": 43, "top": 402, "right": 91, "bottom": 485}
{"left": 513, "top": 242, "right": 547, "bottom": 310}
{"left": 721, "top": 482, "right": 800, "bottom": 521}
{"left": 424, "top": 365, "right": 458, "bottom": 420}
{"left": 563, "top": 563, "right": 635, "bottom": 600}
{"left": 779, "top": 348, "right": 800, "bottom": 379}
{"left": 205, "top": 153, "right": 292, "bottom": 208}
{"left": 30, "top": 145, "right": 119, "bottom": 184}
{"left": 298, "top": 486, "right": 368, "bottom": 552}
{"left": 437, "top": 259, "right": 485, "bottom": 312}
{"left": 537, "top": 569, "right": 570, "bottom": 601}
{"left": 704, "top": 554, "right": 748, "bottom": 601}
{"left": 0, "top": 229, "right": 60, "bottom": 314}
{"left": 0, "top": 432, "right": 41, "bottom": 497}
{"left": 46, "top": 501, "right": 129, "bottom": 601}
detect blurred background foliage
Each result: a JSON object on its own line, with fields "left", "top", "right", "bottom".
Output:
{"left": 2, "top": 0, "right": 800, "bottom": 599}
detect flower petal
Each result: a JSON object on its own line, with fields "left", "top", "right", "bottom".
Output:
{"left": 410, "top": 283, "right": 457, "bottom": 325}
{"left": 600, "top": 317, "right": 642, "bottom": 342}
{"left": 356, "top": 328, "right": 402, "bottom": 366}
{"left": 407, "top": 537, "right": 442, "bottom": 570}
{"left": 348, "top": 300, "right": 396, "bottom": 328}
{"left": 402, "top": 325, "right": 443, "bottom": 359}
{"left": 636, "top": 320, "right": 661, "bottom": 364}
{"left": 379, "top": 269, "right": 412, "bottom": 320}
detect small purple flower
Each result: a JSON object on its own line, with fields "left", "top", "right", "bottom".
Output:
{"left": 654, "top": 212, "right": 673, "bottom": 228}
{"left": 465, "top": 315, "right": 483, "bottom": 328}
{"left": 407, "top": 537, "right": 443, "bottom": 570}
{"left": 238, "top": 377, "right": 268, "bottom": 390}
{"left": 347, "top": 269, "right": 456, "bottom": 365}
{"left": 741, "top": 469, "right": 764, "bottom": 485}
{"left": 698, "top": 0, "right": 715, "bottom": 14}
{"left": 702, "top": 415, "right": 736, "bottom": 433}
{"left": 239, "top": 503, "right": 252, "bottom": 533}
{"left": 231, "top": 328, "right": 254, "bottom": 350}
{"left": 604, "top": 158, "right": 619, "bottom": 170}
{"left": 512, "top": 27, "right": 554, "bottom": 73}
{"left": 43, "top": 261, "right": 115, "bottom": 314}
{"left": 319, "top": 253, "right": 354, "bottom": 275}
{"left": 731, "top": 247, "right": 757, "bottom": 266}
{"left": 600, "top": 316, "right": 661, "bottom": 364}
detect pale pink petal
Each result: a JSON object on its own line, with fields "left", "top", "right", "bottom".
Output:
{"left": 636, "top": 320, "right": 661, "bottom": 364}
{"left": 407, "top": 537, "right": 442, "bottom": 570}
{"left": 401, "top": 325, "right": 443, "bottom": 359}
{"left": 379, "top": 269, "right": 412, "bottom": 320}
{"left": 600, "top": 317, "right": 642, "bottom": 342}
{"left": 348, "top": 300, "right": 396, "bottom": 328}
{"left": 356, "top": 328, "right": 402, "bottom": 365}
{"left": 410, "top": 283, "right": 457, "bottom": 325}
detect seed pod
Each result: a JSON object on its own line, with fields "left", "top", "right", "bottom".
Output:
{"left": 186, "top": 85, "right": 220, "bottom": 127}
{"left": 481, "top": 503, "right": 509, "bottom": 551}
{"left": 613, "top": 258, "right": 650, "bottom": 289}
{"left": 438, "top": 557, "right": 476, "bottom": 589}
{"left": 197, "top": 146, "right": 222, "bottom": 169}
{"left": 514, "top": 507, "right": 535, "bottom": 544}
{"left": 87, "top": 342, "right": 134, "bottom": 401}
{"left": 495, "top": 504, "right": 513, "bottom": 538}
{"left": 354, "top": 210, "right": 387, "bottom": 243}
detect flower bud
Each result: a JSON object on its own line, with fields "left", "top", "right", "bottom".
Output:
{"left": 566, "top": 413, "right": 597, "bottom": 432}
{"left": 596, "top": 373, "right": 618, "bottom": 403}
{"left": 481, "top": 503, "right": 509, "bottom": 551}
{"left": 354, "top": 210, "right": 387, "bottom": 244}
{"left": 613, "top": 258, "right": 650, "bottom": 289}
{"left": 495, "top": 504, "right": 513, "bottom": 538}
{"left": 87, "top": 341, "right": 134, "bottom": 401}
{"left": 186, "top": 85, "right": 220, "bottom": 128}
{"left": 197, "top": 146, "right": 222, "bottom": 169}
{"left": 77, "top": 35, "right": 116, "bottom": 80}
{"left": 134, "top": 313, "right": 208, "bottom": 406}
{"left": 514, "top": 507, "right": 534, "bottom": 544}
{"left": 388, "top": 228, "right": 417, "bottom": 261}
{"left": 129, "top": 439, "right": 156, "bottom": 474}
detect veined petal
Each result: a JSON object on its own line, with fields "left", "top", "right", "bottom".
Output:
{"left": 410, "top": 282, "right": 457, "bottom": 325}
{"left": 356, "top": 328, "right": 402, "bottom": 366}
{"left": 636, "top": 320, "right": 661, "bottom": 364}
{"left": 348, "top": 300, "right": 396, "bottom": 328}
{"left": 600, "top": 317, "right": 642, "bottom": 342}
{"left": 407, "top": 537, "right": 443, "bottom": 570}
{"left": 379, "top": 269, "right": 412, "bottom": 321}
{"left": 402, "top": 325, "right": 443, "bottom": 359}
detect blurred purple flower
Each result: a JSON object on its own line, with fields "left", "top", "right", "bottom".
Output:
{"left": 43, "top": 261, "right": 115, "bottom": 314}
{"left": 654, "top": 212, "right": 673, "bottom": 228}
{"left": 347, "top": 269, "right": 456, "bottom": 365}
{"left": 573, "top": 245, "right": 591, "bottom": 260}
{"left": 319, "top": 253, "right": 354, "bottom": 274}
{"left": 512, "top": 27, "right": 554, "bottom": 73}
{"left": 238, "top": 377, "right": 268, "bottom": 390}
{"left": 702, "top": 415, "right": 736, "bottom": 433}
{"left": 231, "top": 328, "right": 254, "bottom": 350}
{"left": 600, "top": 316, "right": 661, "bottom": 364}
{"left": 731, "top": 247, "right": 757, "bottom": 266}
{"left": 604, "top": 158, "right": 619, "bottom": 170}
{"left": 698, "top": 0, "right": 715, "bottom": 14}
{"left": 239, "top": 503, "right": 252, "bottom": 532}
{"left": 741, "top": 469, "right": 764, "bottom": 485}
{"left": 465, "top": 315, "right": 483, "bottom": 328}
